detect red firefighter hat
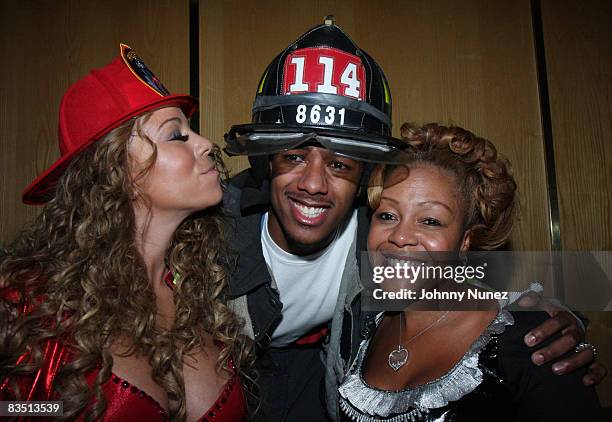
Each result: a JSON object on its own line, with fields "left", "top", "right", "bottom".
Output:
{"left": 22, "top": 43, "right": 197, "bottom": 205}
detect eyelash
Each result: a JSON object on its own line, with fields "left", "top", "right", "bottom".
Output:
{"left": 170, "top": 131, "right": 188, "bottom": 142}
{"left": 285, "top": 154, "right": 304, "bottom": 162}
{"left": 376, "top": 212, "right": 396, "bottom": 221}
{"left": 421, "top": 218, "right": 442, "bottom": 226}
{"left": 330, "top": 161, "right": 350, "bottom": 171}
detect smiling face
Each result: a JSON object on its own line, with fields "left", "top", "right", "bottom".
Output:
{"left": 268, "top": 146, "right": 362, "bottom": 255}
{"left": 367, "top": 164, "right": 471, "bottom": 268}
{"left": 129, "top": 106, "right": 222, "bottom": 217}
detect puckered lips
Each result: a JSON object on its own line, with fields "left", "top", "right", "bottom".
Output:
{"left": 287, "top": 193, "right": 332, "bottom": 226}
{"left": 200, "top": 163, "right": 218, "bottom": 177}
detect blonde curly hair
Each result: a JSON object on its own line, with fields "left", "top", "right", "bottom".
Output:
{"left": 0, "top": 114, "right": 251, "bottom": 421}
{"left": 368, "top": 122, "right": 517, "bottom": 250}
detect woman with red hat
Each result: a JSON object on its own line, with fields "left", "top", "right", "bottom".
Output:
{"left": 0, "top": 45, "right": 249, "bottom": 421}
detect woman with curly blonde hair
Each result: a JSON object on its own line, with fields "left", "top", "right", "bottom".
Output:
{"left": 1, "top": 45, "right": 250, "bottom": 421}
{"left": 338, "top": 123, "right": 603, "bottom": 421}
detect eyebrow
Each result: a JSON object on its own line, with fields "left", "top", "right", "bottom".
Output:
{"left": 417, "top": 200, "right": 454, "bottom": 213}
{"left": 380, "top": 196, "right": 454, "bottom": 213}
{"left": 380, "top": 196, "right": 399, "bottom": 204}
{"left": 283, "top": 147, "right": 355, "bottom": 162}
{"left": 157, "top": 117, "right": 182, "bottom": 132}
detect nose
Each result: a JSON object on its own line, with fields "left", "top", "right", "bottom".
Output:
{"left": 388, "top": 221, "right": 419, "bottom": 248}
{"left": 296, "top": 157, "right": 328, "bottom": 195}
{"left": 193, "top": 133, "right": 213, "bottom": 159}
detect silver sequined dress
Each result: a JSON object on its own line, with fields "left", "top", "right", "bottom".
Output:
{"left": 338, "top": 309, "right": 602, "bottom": 422}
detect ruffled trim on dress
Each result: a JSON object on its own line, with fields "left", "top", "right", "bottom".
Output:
{"left": 338, "top": 309, "right": 514, "bottom": 419}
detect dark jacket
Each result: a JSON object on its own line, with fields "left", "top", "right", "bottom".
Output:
{"left": 224, "top": 169, "right": 281, "bottom": 349}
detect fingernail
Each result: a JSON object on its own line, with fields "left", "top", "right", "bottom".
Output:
{"left": 584, "top": 377, "right": 594, "bottom": 386}
{"left": 533, "top": 353, "right": 545, "bottom": 365}
{"left": 553, "top": 363, "right": 567, "bottom": 374}
{"left": 525, "top": 333, "right": 537, "bottom": 345}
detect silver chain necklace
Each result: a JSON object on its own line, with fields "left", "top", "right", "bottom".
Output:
{"left": 388, "top": 310, "right": 451, "bottom": 371}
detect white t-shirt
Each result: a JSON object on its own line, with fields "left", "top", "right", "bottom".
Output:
{"left": 261, "top": 210, "right": 358, "bottom": 347}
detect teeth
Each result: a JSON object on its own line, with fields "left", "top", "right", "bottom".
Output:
{"left": 294, "top": 202, "right": 327, "bottom": 218}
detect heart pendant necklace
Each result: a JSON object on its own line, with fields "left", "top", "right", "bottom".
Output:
{"left": 388, "top": 310, "right": 450, "bottom": 372}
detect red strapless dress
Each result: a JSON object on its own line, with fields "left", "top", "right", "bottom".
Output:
{"left": 1, "top": 339, "right": 247, "bottom": 421}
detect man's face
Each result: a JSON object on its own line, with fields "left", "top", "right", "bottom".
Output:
{"left": 268, "top": 146, "right": 363, "bottom": 255}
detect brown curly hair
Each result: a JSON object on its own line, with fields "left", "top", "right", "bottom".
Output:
{"left": 368, "top": 122, "right": 517, "bottom": 250}
{"left": 0, "top": 114, "right": 251, "bottom": 421}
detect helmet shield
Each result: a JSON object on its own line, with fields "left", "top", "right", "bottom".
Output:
{"left": 225, "top": 124, "right": 411, "bottom": 164}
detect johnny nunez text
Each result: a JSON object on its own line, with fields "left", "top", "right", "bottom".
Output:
{"left": 372, "top": 288, "right": 509, "bottom": 301}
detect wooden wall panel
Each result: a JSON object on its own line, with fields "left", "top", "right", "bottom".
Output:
{"left": 542, "top": 0, "right": 611, "bottom": 251}
{"left": 200, "top": 0, "right": 550, "bottom": 252}
{"left": 541, "top": 0, "right": 612, "bottom": 407}
{"left": 0, "top": 0, "right": 189, "bottom": 246}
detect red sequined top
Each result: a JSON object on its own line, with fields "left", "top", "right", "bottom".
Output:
{"left": 1, "top": 280, "right": 247, "bottom": 421}
{"left": 1, "top": 337, "right": 247, "bottom": 421}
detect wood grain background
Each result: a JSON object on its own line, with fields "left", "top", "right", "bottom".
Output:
{"left": 541, "top": 0, "right": 612, "bottom": 405}
{"left": 1, "top": 0, "right": 610, "bottom": 408}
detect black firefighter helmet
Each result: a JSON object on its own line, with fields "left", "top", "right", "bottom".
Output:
{"left": 225, "top": 17, "right": 409, "bottom": 164}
